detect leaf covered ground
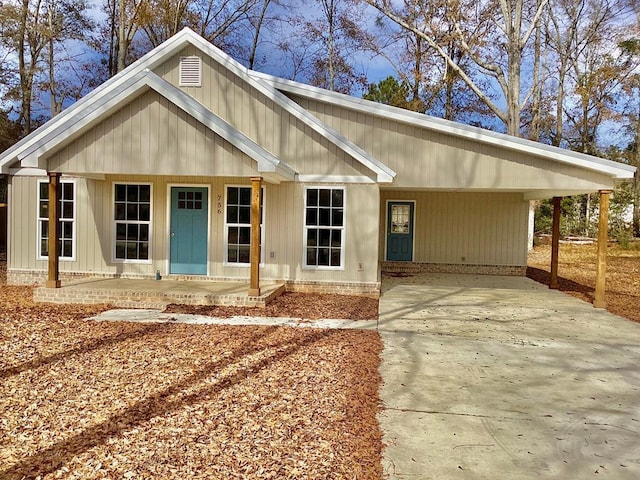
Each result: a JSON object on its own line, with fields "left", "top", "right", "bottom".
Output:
{"left": 0, "top": 254, "right": 383, "bottom": 479}
{"left": 165, "top": 292, "right": 379, "bottom": 320}
{"left": 527, "top": 242, "right": 640, "bottom": 323}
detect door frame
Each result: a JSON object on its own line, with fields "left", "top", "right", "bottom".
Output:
{"left": 384, "top": 199, "right": 416, "bottom": 262}
{"left": 165, "top": 183, "right": 211, "bottom": 276}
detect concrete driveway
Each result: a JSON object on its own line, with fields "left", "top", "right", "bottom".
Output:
{"left": 378, "top": 273, "right": 640, "bottom": 479}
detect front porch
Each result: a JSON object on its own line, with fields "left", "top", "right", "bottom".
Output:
{"left": 33, "top": 277, "right": 285, "bottom": 309}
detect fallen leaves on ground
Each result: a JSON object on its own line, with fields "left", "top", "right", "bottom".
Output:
{"left": 0, "top": 256, "right": 384, "bottom": 479}
{"left": 527, "top": 243, "right": 640, "bottom": 323}
{"left": 165, "top": 292, "right": 379, "bottom": 320}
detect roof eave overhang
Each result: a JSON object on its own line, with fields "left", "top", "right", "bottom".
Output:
{"left": 252, "top": 72, "right": 637, "bottom": 182}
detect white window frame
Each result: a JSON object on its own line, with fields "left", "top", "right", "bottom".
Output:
{"left": 112, "top": 182, "right": 153, "bottom": 264}
{"left": 37, "top": 178, "right": 76, "bottom": 261}
{"left": 302, "top": 186, "right": 346, "bottom": 270}
{"left": 223, "top": 184, "right": 265, "bottom": 267}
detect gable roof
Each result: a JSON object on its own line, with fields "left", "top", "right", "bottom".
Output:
{"left": 2, "top": 27, "right": 634, "bottom": 185}
{"left": 15, "top": 69, "right": 296, "bottom": 182}
{"left": 0, "top": 28, "right": 395, "bottom": 183}
{"left": 251, "top": 72, "right": 636, "bottom": 181}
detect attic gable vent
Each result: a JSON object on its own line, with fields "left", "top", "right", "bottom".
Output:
{"left": 179, "top": 56, "right": 202, "bottom": 87}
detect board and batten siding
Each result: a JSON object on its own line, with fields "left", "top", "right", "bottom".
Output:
{"left": 48, "top": 90, "right": 259, "bottom": 177}
{"left": 152, "top": 47, "right": 373, "bottom": 178}
{"left": 8, "top": 174, "right": 380, "bottom": 285}
{"left": 380, "top": 191, "right": 529, "bottom": 266}
{"left": 293, "top": 95, "right": 615, "bottom": 192}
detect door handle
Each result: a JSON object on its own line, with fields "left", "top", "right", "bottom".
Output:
{"left": 171, "top": 231, "right": 175, "bottom": 238}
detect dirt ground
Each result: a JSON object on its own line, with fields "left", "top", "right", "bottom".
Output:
{"left": 0, "top": 255, "right": 383, "bottom": 480}
{"left": 527, "top": 243, "right": 640, "bottom": 323}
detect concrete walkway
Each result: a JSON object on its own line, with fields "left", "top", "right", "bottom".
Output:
{"left": 378, "top": 273, "right": 640, "bottom": 479}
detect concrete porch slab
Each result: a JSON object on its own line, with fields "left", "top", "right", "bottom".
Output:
{"left": 33, "top": 277, "right": 285, "bottom": 309}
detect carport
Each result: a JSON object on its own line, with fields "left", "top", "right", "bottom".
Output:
{"left": 378, "top": 272, "right": 640, "bottom": 479}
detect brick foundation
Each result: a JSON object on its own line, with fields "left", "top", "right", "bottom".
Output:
{"left": 8, "top": 269, "right": 382, "bottom": 298}
{"left": 381, "top": 262, "right": 526, "bottom": 276}
{"left": 284, "top": 280, "right": 381, "bottom": 298}
{"left": 7, "top": 270, "right": 278, "bottom": 286}
{"left": 32, "top": 283, "right": 286, "bottom": 309}
{"left": 7, "top": 269, "right": 156, "bottom": 286}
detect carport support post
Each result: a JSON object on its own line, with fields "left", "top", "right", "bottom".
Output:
{"left": 594, "top": 190, "right": 611, "bottom": 309}
{"left": 46, "top": 173, "right": 61, "bottom": 288}
{"left": 248, "top": 176, "right": 262, "bottom": 297}
{"left": 550, "top": 196, "right": 562, "bottom": 289}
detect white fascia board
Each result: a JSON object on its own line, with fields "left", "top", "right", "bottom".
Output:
{"left": 253, "top": 72, "right": 637, "bottom": 181}
{"left": 8, "top": 167, "right": 48, "bottom": 177}
{"left": 146, "top": 73, "right": 296, "bottom": 181}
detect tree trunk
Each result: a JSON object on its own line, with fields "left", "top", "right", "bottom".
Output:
{"left": 634, "top": 114, "right": 640, "bottom": 237}
{"left": 117, "top": 0, "right": 128, "bottom": 73}
{"left": 412, "top": 35, "right": 422, "bottom": 104}
{"left": 18, "top": 0, "right": 32, "bottom": 134}
{"left": 530, "top": 15, "right": 542, "bottom": 141}
{"left": 325, "top": 0, "right": 336, "bottom": 91}
{"left": 248, "top": 0, "right": 271, "bottom": 69}
{"left": 47, "top": 5, "right": 61, "bottom": 118}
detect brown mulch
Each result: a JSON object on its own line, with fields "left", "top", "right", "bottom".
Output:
{"left": 0, "top": 259, "right": 384, "bottom": 479}
{"left": 165, "top": 292, "right": 379, "bottom": 320}
{"left": 527, "top": 243, "right": 640, "bottom": 323}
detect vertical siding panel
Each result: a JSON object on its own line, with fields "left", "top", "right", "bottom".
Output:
{"left": 140, "top": 96, "right": 150, "bottom": 170}
{"left": 380, "top": 190, "right": 527, "bottom": 266}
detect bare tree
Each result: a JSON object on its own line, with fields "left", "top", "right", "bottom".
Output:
{"left": 43, "top": 0, "right": 94, "bottom": 117}
{"left": 363, "top": 0, "right": 550, "bottom": 136}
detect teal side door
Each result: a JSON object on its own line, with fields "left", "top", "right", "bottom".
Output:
{"left": 386, "top": 201, "right": 414, "bottom": 261}
{"left": 170, "top": 187, "right": 208, "bottom": 275}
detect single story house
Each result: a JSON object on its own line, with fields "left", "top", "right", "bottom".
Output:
{"left": 0, "top": 28, "right": 635, "bottom": 298}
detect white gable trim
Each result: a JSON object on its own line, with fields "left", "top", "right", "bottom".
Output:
{"left": 1, "top": 28, "right": 395, "bottom": 183}
{"left": 169, "top": 30, "right": 395, "bottom": 183}
{"left": 251, "top": 72, "right": 636, "bottom": 181}
{"left": 14, "top": 70, "right": 296, "bottom": 181}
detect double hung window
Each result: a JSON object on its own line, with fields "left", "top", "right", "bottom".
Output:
{"left": 114, "top": 184, "right": 151, "bottom": 261}
{"left": 225, "top": 186, "right": 263, "bottom": 265}
{"left": 304, "top": 187, "right": 344, "bottom": 268}
{"left": 38, "top": 180, "right": 75, "bottom": 259}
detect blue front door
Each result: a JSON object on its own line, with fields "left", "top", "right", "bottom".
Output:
{"left": 386, "top": 201, "right": 414, "bottom": 261}
{"left": 170, "top": 187, "right": 208, "bottom": 274}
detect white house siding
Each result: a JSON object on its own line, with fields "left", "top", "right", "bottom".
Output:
{"left": 47, "top": 90, "right": 259, "bottom": 177}
{"left": 380, "top": 190, "right": 529, "bottom": 267}
{"left": 7, "top": 174, "right": 380, "bottom": 288}
{"left": 152, "top": 47, "right": 374, "bottom": 179}
{"left": 291, "top": 95, "right": 615, "bottom": 192}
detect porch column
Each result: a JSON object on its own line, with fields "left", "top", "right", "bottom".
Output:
{"left": 594, "top": 190, "right": 611, "bottom": 308}
{"left": 248, "top": 176, "right": 262, "bottom": 296}
{"left": 46, "top": 173, "right": 61, "bottom": 288}
{"left": 550, "top": 196, "right": 562, "bottom": 289}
